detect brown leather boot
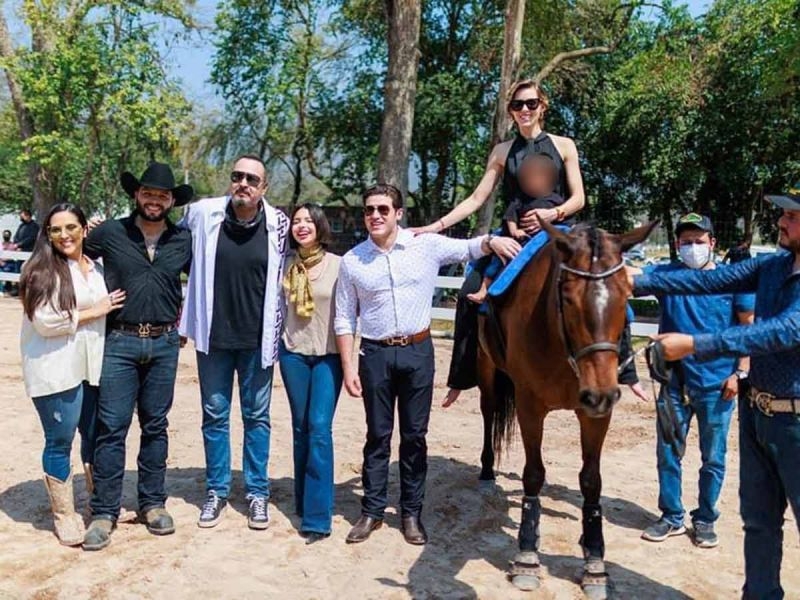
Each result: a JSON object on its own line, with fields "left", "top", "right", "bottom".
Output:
{"left": 43, "top": 472, "right": 85, "bottom": 546}
{"left": 345, "top": 515, "right": 382, "bottom": 543}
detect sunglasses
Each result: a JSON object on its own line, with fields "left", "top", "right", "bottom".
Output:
{"left": 509, "top": 98, "right": 541, "bottom": 112}
{"left": 230, "top": 171, "right": 263, "bottom": 187}
{"left": 363, "top": 205, "right": 392, "bottom": 217}
{"left": 47, "top": 223, "right": 83, "bottom": 238}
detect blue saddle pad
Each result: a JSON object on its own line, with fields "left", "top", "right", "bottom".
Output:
{"left": 487, "top": 225, "right": 569, "bottom": 298}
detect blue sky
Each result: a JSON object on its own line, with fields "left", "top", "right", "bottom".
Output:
{"left": 168, "top": 0, "right": 711, "bottom": 108}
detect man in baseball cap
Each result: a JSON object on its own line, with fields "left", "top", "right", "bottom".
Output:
{"left": 765, "top": 182, "right": 800, "bottom": 211}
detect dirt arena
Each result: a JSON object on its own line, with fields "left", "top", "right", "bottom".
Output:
{"left": 0, "top": 297, "right": 797, "bottom": 600}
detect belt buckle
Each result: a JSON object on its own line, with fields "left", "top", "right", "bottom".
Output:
{"left": 387, "top": 335, "right": 409, "bottom": 347}
{"left": 137, "top": 323, "right": 152, "bottom": 338}
{"left": 753, "top": 391, "right": 774, "bottom": 417}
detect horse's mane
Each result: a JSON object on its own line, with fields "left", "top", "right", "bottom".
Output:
{"left": 563, "top": 222, "right": 603, "bottom": 261}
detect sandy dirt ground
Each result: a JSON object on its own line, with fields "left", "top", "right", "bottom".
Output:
{"left": 0, "top": 296, "right": 798, "bottom": 600}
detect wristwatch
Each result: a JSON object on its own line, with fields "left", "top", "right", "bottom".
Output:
{"left": 735, "top": 369, "right": 749, "bottom": 380}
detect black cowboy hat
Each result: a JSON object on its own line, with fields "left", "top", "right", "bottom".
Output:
{"left": 120, "top": 162, "right": 194, "bottom": 207}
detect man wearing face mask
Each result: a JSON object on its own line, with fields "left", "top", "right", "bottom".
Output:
{"left": 640, "top": 213, "right": 754, "bottom": 549}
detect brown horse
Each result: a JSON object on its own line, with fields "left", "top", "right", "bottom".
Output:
{"left": 477, "top": 220, "right": 657, "bottom": 599}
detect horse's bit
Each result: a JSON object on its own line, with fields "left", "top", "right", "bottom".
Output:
{"left": 556, "top": 259, "right": 626, "bottom": 379}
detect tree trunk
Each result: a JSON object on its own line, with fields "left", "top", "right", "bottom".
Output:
{"left": 376, "top": 0, "right": 421, "bottom": 200}
{"left": 0, "top": 14, "right": 49, "bottom": 218}
{"left": 475, "top": 0, "right": 525, "bottom": 234}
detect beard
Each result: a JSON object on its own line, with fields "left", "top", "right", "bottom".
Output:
{"left": 136, "top": 200, "right": 171, "bottom": 222}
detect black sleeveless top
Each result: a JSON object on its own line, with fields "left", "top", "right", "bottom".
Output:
{"left": 502, "top": 131, "right": 569, "bottom": 209}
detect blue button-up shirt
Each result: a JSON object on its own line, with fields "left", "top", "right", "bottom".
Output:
{"left": 634, "top": 252, "right": 800, "bottom": 397}
{"left": 334, "top": 228, "right": 486, "bottom": 340}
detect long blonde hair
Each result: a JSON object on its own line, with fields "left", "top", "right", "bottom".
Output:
{"left": 506, "top": 79, "right": 549, "bottom": 127}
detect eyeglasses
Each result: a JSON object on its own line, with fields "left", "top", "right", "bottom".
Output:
{"left": 47, "top": 224, "right": 82, "bottom": 238}
{"left": 363, "top": 205, "right": 392, "bottom": 217}
{"left": 230, "top": 171, "right": 263, "bottom": 187}
{"left": 509, "top": 98, "right": 541, "bottom": 112}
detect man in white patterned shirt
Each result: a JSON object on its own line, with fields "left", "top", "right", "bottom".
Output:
{"left": 335, "top": 183, "right": 513, "bottom": 545}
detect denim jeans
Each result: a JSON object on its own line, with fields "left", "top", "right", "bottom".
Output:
{"left": 656, "top": 385, "right": 734, "bottom": 526}
{"left": 739, "top": 396, "right": 800, "bottom": 600}
{"left": 90, "top": 330, "right": 180, "bottom": 519}
{"left": 32, "top": 382, "right": 97, "bottom": 481}
{"left": 196, "top": 348, "right": 273, "bottom": 499}
{"left": 278, "top": 345, "right": 343, "bottom": 534}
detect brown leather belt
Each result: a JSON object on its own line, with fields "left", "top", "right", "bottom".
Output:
{"left": 112, "top": 323, "right": 176, "bottom": 338}
{"left": 750, "top": 387, "right": 800, "bottom": 417}
{"left": 365, "top": 328, "right": 431, "bottom": 347}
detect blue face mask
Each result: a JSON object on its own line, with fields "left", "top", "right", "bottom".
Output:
{"left": 679, "top": 243, "right": 712, "bottom": 269}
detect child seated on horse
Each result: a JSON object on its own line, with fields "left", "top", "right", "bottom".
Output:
{"left": 467, "top": 152, "right": 567, "bottom": 304}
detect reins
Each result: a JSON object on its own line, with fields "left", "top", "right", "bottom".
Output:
{"left": 556, "top": 259, "right": 626, "bottom": 379}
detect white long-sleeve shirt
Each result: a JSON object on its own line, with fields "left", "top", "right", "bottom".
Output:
{"left": 20, "top": 259, "right": 108, "bottom": 398}
{"left": 334, "top": 228, "right": 486, "bottom": 340}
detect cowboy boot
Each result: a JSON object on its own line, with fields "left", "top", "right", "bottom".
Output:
{"left": 43, "top": 472, "right": 85, "bottom": 546}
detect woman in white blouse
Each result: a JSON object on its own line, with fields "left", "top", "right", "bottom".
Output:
{"left": 19, "top": 203, "right": 125, "bottom": 546}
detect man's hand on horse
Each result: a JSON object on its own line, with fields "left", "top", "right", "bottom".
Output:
{"left": 519, "top": 207, "right": 557, "bottom": 235}
{"left": 625, "top": 265, "right": 643, "bottom": 289}
{"left": 651, "top": 333, "right": 695, "bottom": 361}
{"left": 488, "top": 236, "right": 521, "bottom": 263}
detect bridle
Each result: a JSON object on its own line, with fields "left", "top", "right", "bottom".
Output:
{"left": 556, "top": 259, "right": 626, "bottom": 379}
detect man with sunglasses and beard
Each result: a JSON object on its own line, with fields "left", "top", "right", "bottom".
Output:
{"left": 83, "top": 162, "right": 193, "bottom": 551}
{"left": 629, "top": 186, "right": 800, "bottom": 599}
{"left": 179, "top": 154, "right": 289, "bottom": 531}
{"left": 335, "top": 183, "right": 502, "bottom": 546}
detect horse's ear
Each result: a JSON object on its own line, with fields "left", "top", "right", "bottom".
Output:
{"left": 539, "top": 215, "right": 574, "bottom": 255}
{"left": 618, "top": 220, "right": 659, "bottom": 252}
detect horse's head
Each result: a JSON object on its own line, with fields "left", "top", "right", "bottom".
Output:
{"left": 541, "top": 219, "right": 658, "bottom": 418}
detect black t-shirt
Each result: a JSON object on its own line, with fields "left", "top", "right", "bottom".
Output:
{"left": 503, "top": 132, "right": 568, "bottom": 209}
{"left": 504, "top": 192, "right": 567, "bottom": 224}
{"left": 84, "top": 214, "right": 192, "bottom": 327}
{"left": 209, "top": 207, "right": 269, "bottom": 350}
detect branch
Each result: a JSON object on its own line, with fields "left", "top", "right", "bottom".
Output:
{"left": 533, "top": 46, "right": 613, "bottom": 84}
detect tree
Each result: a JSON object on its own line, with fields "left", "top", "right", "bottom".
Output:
{"left": 376, "top": 0, "right": 422, "bottom": 198}
{"left": 0, "top": 1, "right": 196, "bottom": 217}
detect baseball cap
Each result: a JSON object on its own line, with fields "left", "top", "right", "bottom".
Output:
{"left": 765, "top": 182, "right": 800, "bottom": 210}
{"left": 675, "top": 212, "right": 714, "bottom": 236}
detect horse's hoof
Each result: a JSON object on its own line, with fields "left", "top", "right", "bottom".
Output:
{"left": 582, "top": 560, "right": 609, "bottom": 600}
{"left": 511, "top": 574, "right": 541, "bottom": 591}
{"left": 508, "top": 552, "right": 541, "bottom": 590}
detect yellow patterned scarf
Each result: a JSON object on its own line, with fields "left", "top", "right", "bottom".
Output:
{"left": 283, "top": 245, "right": 326, "bottom": 318}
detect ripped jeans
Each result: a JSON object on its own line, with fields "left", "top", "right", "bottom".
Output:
{"left": 32, "top": 382, "right": 98, "bottom": 481}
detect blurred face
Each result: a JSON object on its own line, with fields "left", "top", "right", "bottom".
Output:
{"left": 509, "top": 87, "right": 543, "bottom": 130}
{"left": 229, "top": 157, "right": 268, "bottom": 210}
{"left": 363, "top": 194, "right": 402, "bottom": 241}
{"left": 47, "top": 211, "right": 85, "bottom": 260}
{"left": 778, "top": 209, "right": 800, "bottom": 253}
{"left": 135, "top": 186, "right": 174, "bottom": 222}
{"left": 20, "top": 211, "right": 31, "bottom": 223}
{"left": 519, "top": 160, "right": 555, "bottom": 198}
{"left": 291, "top": 208, "right": 318, "bottom": 249}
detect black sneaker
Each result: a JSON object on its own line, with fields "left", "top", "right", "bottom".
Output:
{"left": 198, "top": 491, "right": 227, "bottom": 529}
{"left": 641, "top": 518, "right": 686, "bottom": 542}
{"left": 247, "top": 495, "right": 270, "bottom": 530}
{"left": 692, "top": 521, "right": 718, "bottom": 548}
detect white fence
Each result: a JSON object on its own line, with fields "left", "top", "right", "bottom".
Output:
{"left": 0, "top": 250, "right": 659, "bottom": 336}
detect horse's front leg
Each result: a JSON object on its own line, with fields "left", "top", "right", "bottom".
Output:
{"left": 509, "top": 406, "right": 546, "bottom": 591}
{"left": 577, "top": 411, "right": 612, "bottom": 600}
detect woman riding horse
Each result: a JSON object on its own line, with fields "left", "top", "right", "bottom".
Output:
{"left": 414, "top": 79, "right": 585, "bottom": 407}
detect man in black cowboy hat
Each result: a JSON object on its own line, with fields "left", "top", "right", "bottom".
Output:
{"left": 82, "top": 162, "right": 193, "bottom": 551}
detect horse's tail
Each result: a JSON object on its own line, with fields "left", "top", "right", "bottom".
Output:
{"left": 492, "top": 369, "right": 516, "bottom": 458}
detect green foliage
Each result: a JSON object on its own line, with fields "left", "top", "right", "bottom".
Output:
{"left": 0, "top": 1, "right": 196, "bottom": 216}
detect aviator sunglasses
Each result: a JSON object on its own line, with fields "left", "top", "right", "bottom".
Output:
{"left": 509, "top": 98, "right": 541, "bottom": 112}
{"left": 47, "top": 223, "right": 83, "bottom": 238}
{"left": 363, "top": 205, "right": 392, "bottom": 217}
{"left": 230, "top": 171, "right": 263, "bottom": 187}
